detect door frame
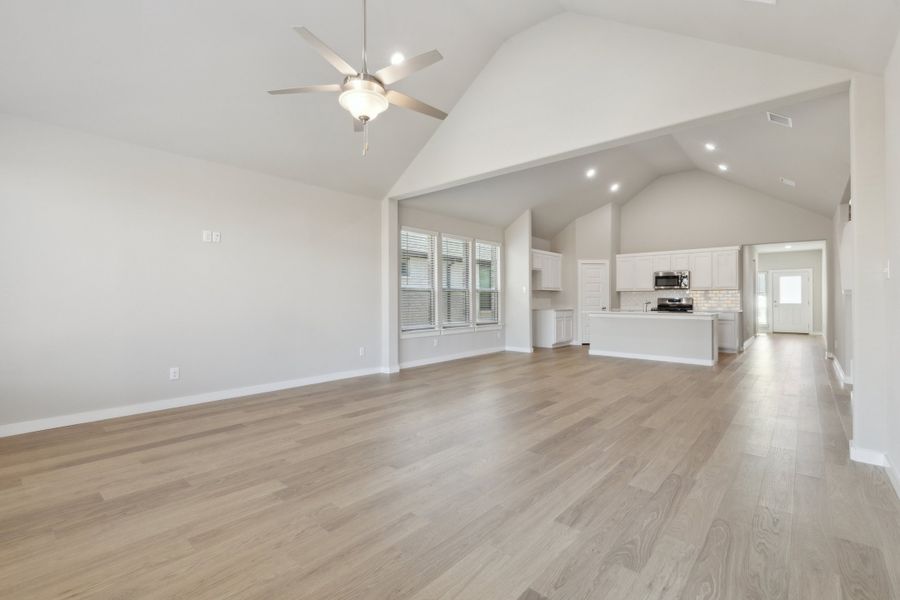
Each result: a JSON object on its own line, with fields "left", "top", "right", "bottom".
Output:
{"left": 770, "top": 268, "right": 813, "bottom": 334}
{"left": 576, "top": 259, "right": 611, "bottom": 345}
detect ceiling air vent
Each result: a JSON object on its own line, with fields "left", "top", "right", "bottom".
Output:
{"left": 780, "top": 177, "right": 796, "bottom": 187}
{"left": 767, "top": 111, "right": 793, "bottom": 128}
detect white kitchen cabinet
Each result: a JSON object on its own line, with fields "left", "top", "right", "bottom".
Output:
{"left": 533, "top": 309, "right": 574, "bottom": 348}
{"left": 652, "top": 254, "right": 671, "bottom": 273}
{"left": 616, "top": 256, "right": 634, "bottom": 291}
{"left": 715, "top": 312, "right": 741, "bottom": 352}
{"left": 633, "top": 256, "right": 654, "bottom": 291}
{"left": 532, "top": 250, "right": 562, "bottom": 291}
{"left": 671, "top": 254, "right": 690, "bottom": 271}
{"left": 689, "top": 252, "right": 713, "bottom": 290}
{"left": 712, "top": 249, "right": 740, "bottom": 290}
{"left": 616, "top": 256, "right": 652, "bottom": 291}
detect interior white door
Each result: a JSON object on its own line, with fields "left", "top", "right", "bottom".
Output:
{"left": 772, "top": 270, "right": 812, "bottom": 333}
{"left": 579, "top": 261, "right": 609, "bottom": 344}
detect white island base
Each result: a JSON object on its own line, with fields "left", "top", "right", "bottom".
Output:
{"left": 588, "top": 312, "right": 719, "bottom": 366}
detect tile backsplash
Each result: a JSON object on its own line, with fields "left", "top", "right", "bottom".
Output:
{"left": 619, "top": 289, "right": 742, "bottom": 311}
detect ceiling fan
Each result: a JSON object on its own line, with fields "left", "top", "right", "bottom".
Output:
{"left": 268, "top": 0, "right": 448, "bottom": 155}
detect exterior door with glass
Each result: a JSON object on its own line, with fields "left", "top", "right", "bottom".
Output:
{"left": 772, "top": 270, "right": 812, "bottom": 334}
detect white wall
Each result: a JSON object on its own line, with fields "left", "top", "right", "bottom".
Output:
{"left": 504, "top": 210, "right": 533, "bottom": 352}
{"left": 390, "top": 13, "right": 850, "bottom": 199}
{"left": 620, "top": 171, "right": 833, "bottom": 252}
{"left": 758, "top": 250, "right": 825, "bottom": 333}
{"left": 0, "top": 114, "right": 383, "bottom": 430}
{"left": 848, "top": 75, "right": 889, "bottom": 462}
{"left": 398, "top": 206, "right": 505, "bottom": 367}
{"left": 882, "top": 33, "right": 900, "bottom": 484}
{"left": 831, "top": 204, "right": 852, "bottom": 379}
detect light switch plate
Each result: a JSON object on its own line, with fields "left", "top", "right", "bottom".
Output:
{"left": 202, "top": 230, "right": 212, "bottom": 243}
{"left": 212, "top": 231, "right": 221, "bottom": 243}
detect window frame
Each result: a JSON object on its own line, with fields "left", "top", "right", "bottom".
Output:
{"left": 399, "top": 229, "right": 503, "bottom": 338}
{"left": 474, "top": 239, "right": 502, "bottom": 328}
{"left": 439, "top": 233, "right": 474, "bottom": 330}
{"left": 399, "top": 226, "right": 439, "bottom": 334}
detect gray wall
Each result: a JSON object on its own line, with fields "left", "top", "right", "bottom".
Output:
{"left": 620, "top": 171, "right": 833, "bottom": 252}
{"left": 758, "top": 250, "right": 825, "bottom": 334}
{"left": 503, "top": 210, "right": 532, "bottom": 351}
{"left": 0, "top": 114, "right": 383, "bottom": 427}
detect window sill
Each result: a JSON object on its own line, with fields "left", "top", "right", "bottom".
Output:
{"left": 441, "top": 326, "right": 476, "bottom": 336}
{"left": 475, "top": 324, "right": 502, "bottom": 331}
{"left": 401, "top": 329, "right": 440, "bottom": 339}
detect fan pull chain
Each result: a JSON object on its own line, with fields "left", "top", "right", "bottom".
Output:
{"left": 362, "top": 120, "right": 369, "bottom": 156}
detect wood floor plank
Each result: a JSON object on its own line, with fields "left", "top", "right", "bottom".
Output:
{"left": 0, "top": 334, "right": 897, "bottom": 599}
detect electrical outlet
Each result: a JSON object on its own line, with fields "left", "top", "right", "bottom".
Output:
{"left": 202, "top": 230, "right": 212, "bottom": 243}
{"left": 212, "top": 231, "right": 221, "bottom": 243}
{"left": 169, "top": 367, "right": 180, "bottom": 380}
{"left": 358, "top": 346, "right": 365, "bottom": 357}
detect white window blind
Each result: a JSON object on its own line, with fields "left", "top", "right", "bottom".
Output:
{"left": 400, "top": 229, "right": 436, "bottom": 331}
{"left": 441, "top": 235, "right": 471, "bottom": 328}
{"left": 475, "top": 241, "right": 500, "bottom": 325}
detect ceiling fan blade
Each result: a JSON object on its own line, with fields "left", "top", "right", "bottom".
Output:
{"left": 374, "top": 49, "right": 442, "bottom": 85}
{"left": 385, "top": 90, "right": 447, "bottom": 120}
{"left": 353, "top": 118, "right": 363, "bottom": 133}
{"left": 267, "top": 84, "right": 342, "bottom": 95}
{"left": 294, "top": 27, "right": 358, "bottom": 77}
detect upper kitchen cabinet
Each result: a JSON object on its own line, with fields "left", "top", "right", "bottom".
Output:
{"left": 712, "top": 249, "right": 740, "bottom": 290}
{"left": 616, "top": 246, "right": 740, "bottom": 292}
{"left": 616, "top": 255, "right": 653, "bottom": 291}
{"left": 689, "top": 252, "right": 713, "bottom": 290}
{"left": 532, "top": 249, "right": 562, "bottom": 291}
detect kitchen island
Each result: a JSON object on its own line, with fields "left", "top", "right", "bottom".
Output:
{"left": 588, "top": 311, "right": 718, "bottom": 366}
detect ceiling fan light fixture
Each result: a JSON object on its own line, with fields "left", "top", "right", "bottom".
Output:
{"left": 338, "top": 79, "right": 389, "bottom": 121}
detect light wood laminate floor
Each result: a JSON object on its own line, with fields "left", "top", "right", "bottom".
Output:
{"left": 2, "top": 334, "right": 899, "bottom": 599}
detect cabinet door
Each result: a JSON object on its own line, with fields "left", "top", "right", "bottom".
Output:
{"left": 547, "top": 255, "right": 562, "bottom": 289}
{"left": 712, "top": 250, "right": 739, "bottom": 290}
{"left": 689, "top": 252, "right": 713, "bottom": 290}
{"left": 716, "top": 317, "right": 737, "bottom": 350}
{"left": 532, "top": 251, "right": 544, "bottom": 272}
{"left": 671, "top": 254, "right": 690, "bottom": 271}
{"left": 652, "top": 254, "right": 671, "bottom": 273}
{"left": 555, "top": 315, "right": 565, "bottom": 343}
{"left": 616, "top": 257, "right": 634, "bottom": 291}
{"left": 634, "top": 256, "right": 654, "bottom": 291}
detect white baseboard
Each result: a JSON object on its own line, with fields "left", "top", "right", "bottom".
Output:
{"left": 742, "top": 335, "right": 756, "bottom": 351}
{"left": 0, "top": 366, "right": 387, "bottom": 438}
{"left": 831, "top": 356, "right": 853, "bottom": 385}
{"left": 505, "top": 346, "right": 534, "bottom": 353}
{"left": 886, "top": 454, "right": 900, "bottom": 500}
{"left": 588, "top": 349, "right": 715, "bottom": 367}
{"left": 399, "top": 347, "right": 504, "bottom": 369}
{"left": 849, "top": 441, "right": 887, "bottom": 466}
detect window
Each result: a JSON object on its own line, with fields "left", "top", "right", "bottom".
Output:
{"left": 475, "top": 241, "right": 500, "bottom": 325}
{"left": 778, "top": 275, "right": 803, "bottom": 304}
{"left": 441, "top": 235, "right": 471, "bottom": 328}
{"left": 756, "top": 271, "right": 768, "bottom": 330}
{"left": 400, "top": 229, "right": 436, "bottom": 331}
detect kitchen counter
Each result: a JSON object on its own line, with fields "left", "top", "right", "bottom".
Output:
{"left": 588, "top": 311, "right": 718, "bottom": 366}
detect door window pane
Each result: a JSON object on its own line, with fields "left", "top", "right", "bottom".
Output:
{"left": 779, "top": 275, "right": 802, "bottom": 304}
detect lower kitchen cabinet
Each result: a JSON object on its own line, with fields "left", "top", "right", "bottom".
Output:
{"left": 715, "top": 312, "right": 742, "bottom": 353}
{"left": 533, "top": 308, "right": 574, "bottom": 348}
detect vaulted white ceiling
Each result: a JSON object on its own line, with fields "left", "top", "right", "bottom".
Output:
{"left": 402, "top": 91, "right": 850, "bottom": 239}
{"left": 561, "top": 0, "right": 900, "bottom": 74}
{"left": 0, "top": 0, "right": 561, "bottom": 198}
{"left": 0, "top": 1, "right": 891, "bottom": 201}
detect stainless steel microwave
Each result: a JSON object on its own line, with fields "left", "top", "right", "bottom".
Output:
{"left": 654, "top": 271, "right": 690, "bottom": 290}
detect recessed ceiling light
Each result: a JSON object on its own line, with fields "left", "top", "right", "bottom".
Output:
{"left": 744, "top": 0, "right": 776, "bottom": 4}
{"left": 610, "top": 182, "right": 621, "bottom": 192}
{"left": 704, "top": 142, "right": 717, "bottom": 151}
{"left": 718, "top": 164, "right": 729, "bottom": 172}
{"left": 585, "top": 168, "right": 597, "bottom": 179}
{"left": 390, "top": 52, "right": 405, "bottom": 65}
{"left": 785, "top": 245, "right": 793, "bottom": 249}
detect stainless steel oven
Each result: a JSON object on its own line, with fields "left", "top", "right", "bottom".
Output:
{"left": 654, "top": 271, "right": 690, "bottom": 290}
